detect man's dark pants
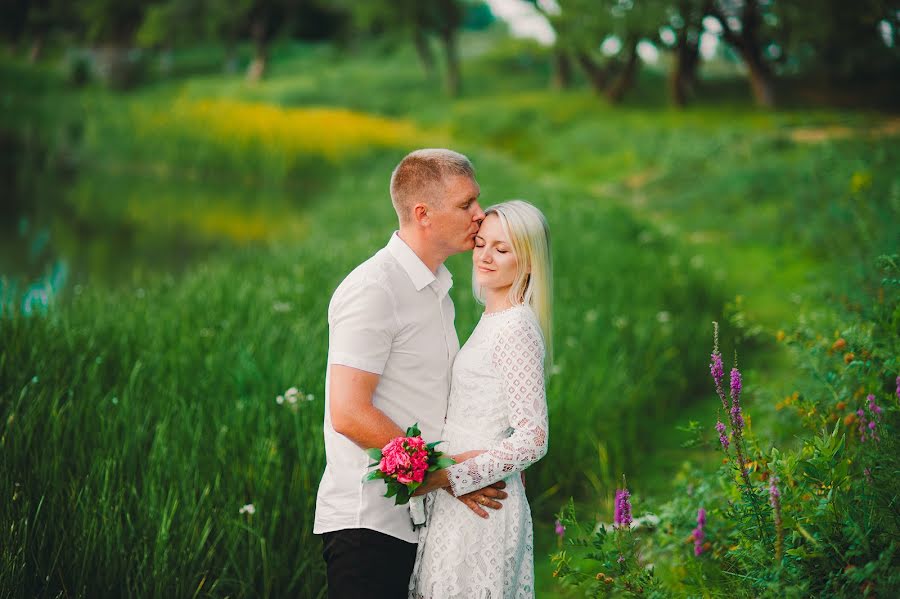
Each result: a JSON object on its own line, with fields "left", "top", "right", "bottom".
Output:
{"left": 322, "top": 528, "right": 417, "bottom": 599}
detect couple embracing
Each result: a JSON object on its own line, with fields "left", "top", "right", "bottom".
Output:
{"left": 314, "top": 149, "right": 552, "bottom": 599}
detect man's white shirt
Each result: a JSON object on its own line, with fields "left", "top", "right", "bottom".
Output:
{"left": 314, "top": 233, "right": 460, "bottom": 543}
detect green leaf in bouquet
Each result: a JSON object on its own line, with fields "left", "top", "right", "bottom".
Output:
{"left": 365, "top": 448, "right": 383, "bottom": 461}
{"left": 395, "top": 487, "right": 411, "bottom": 505}
{"left": 426, "top": 441, "right": 443, "bottom": 451}
{"left": 433, "top": 456, "right": 456, "bottom": 469}
{"left": 363, "top": 470, "right": 384, "bottom": 482}
{"left": 406, "top": 423, "right": 421, "bottom": 437}
{"left": 385, "top": 484, "right": 399, "bottom": 498}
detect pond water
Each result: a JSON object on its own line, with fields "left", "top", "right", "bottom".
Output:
{"left": 0, "top": 127, "right": 283, "bottom": 315}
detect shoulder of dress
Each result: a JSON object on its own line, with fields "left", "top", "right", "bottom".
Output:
{"left": 489, "top": 306, "right": 541, "bottom": 344}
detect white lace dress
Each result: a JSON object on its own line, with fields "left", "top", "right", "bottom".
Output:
{"left": 409, "top": 305, "right": 549, "bottom": 599}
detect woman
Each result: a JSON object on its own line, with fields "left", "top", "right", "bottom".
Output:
{"left": 410, "top": 200, "right": 552, "bottom": 599}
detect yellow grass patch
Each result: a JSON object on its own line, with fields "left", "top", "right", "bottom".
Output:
{"left": 137, "top": 98, "right": 424, "bottom": 161}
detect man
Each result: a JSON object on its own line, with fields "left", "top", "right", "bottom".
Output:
{"left": 314, "top": 149, "right": 509, "bottom": 598}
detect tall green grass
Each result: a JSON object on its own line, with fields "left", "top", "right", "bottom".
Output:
{"left": 1, "top": 38, "right": 897, "bottom": 597}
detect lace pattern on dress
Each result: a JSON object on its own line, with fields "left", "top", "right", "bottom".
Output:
{"left": 446, "top": 311, "right": 548, "bottom": 497}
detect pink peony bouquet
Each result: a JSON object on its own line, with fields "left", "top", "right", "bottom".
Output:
{"left": 364, "top": 423, "right": 455, "bottom": 505}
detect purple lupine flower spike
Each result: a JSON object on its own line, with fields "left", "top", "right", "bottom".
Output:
{"left": 692, "top": 508, "right": 707, "bottom": 556}
{"left": 729, "top": 368, "right": 745, "bottom": 431}
{"left": 710, "top": 351, "right": 727, "bottom": 410}
{"left": 769, "top": 476, "right": 783, "bottom": 561}
{"left": 715, "top": 420, "right": 729, "bottom": 450}
{"left": 710, "top": 353, "right": 724, "bottom": 388}
{"left": 614, "top": 488, "right": 632, "bottom": 528}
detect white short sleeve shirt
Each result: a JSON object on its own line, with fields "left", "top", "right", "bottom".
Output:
{"left": 314, "top": 233, "right": 460, "bottom": 543}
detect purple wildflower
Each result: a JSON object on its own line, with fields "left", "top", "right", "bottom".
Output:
{"left": 554, "top": 519, "right": 565, "bottom": 537}
{"left": 857, "top": 408, "right": 868, "bottom": 442}
{"left": 715, "top": 420, "right": 730, "bottom": 450}
{"left": 862, "top": 394, "right": 882, "bottom": 442}
{"left": 710, "top": 352, "right": 724, "bottom": 388}
{"left": 710, "top": 350, "right": 727, "bottom": 410}
{"left": 768, "top": 478, "right": 780, "bottom": 507}
{"left": 896, "top": 376, "right": 899, "bottom": 401}
{"left": 867, "top": 394, "right": 883, "bottom": 415}
{"left": 614, "top": 488, "right": 633, "bottom": 528}
{"left": 769, "top": 476, "right": 783, "bottom": 561}
{"left": 730, "top": 367, "right": 742, "bottom": 400}
{"left": 729, "top": 368, "right": 745, "bottom": 431}
{"left": 692, "top": 507, "right": 707, "bottom": 556}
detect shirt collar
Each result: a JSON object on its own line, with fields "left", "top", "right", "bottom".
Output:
{"left": 387, "top": 232, "right": 454, "bottom": 295}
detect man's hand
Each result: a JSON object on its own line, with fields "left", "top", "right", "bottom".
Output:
{"left": 453, "top": 481, "right": 508, "bottom": 519}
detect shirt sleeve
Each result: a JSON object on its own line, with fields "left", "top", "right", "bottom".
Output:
{"left": 327, "top": 279, "right": 398, "bottom": 375}
{"left": 446, "top": 313, "right": 549, "bottom": 497}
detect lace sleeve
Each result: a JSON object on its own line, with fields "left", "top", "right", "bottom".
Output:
{"left": 446, "top": 313, "right": 548, "bottom": 497}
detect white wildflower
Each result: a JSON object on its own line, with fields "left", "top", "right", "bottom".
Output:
{"left": 239, "top": 503, "right": 255, "bottom": 515}
{"left": 656, "top": 311, "right": 671, "bottom": 323}
{"left": 584, "top": 309, "right": 598, "bottom": 323}
{"left": 272, "top": 301, "right": 292, "bottom": 313}
{"left": 276, "top": 395, "right": 285, "bottom": 405}
{"left": 306, "top": 394, "right": 315, "bottom": 402}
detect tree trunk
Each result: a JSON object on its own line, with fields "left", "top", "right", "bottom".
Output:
{"left": 412, "top": 24, "right": 434, "bottom": 78}
{"left": 743, "top": 49, "right": 775, "bottom": 108}
{"left": 246, "top": 21, "right": 268, "bottom": 82}
{"left": 710, "top": 0, "right": 776, "bottom": 108}
{"left": 669, "top": 35, "right": 700, "bottom": 107}
{"left": 606, "top": 38, "right": 640, "bottom": 103}
{"left": 576, "top": 51, "right": 610, "bottom": 94}
{"left": 28, "top": 35, "right": 44, "bottom": 63}
{"left": 552, "top": 47, "right": 572, "bottom": 89}
{"left": 439, "top": 27, "right": 460, "bottom": 96}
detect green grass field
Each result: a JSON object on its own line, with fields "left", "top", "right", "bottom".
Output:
{"left": 1, "top": 36, "right": 897, "bottom": 597}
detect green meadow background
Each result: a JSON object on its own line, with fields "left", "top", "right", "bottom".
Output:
{"left": 2, "top": 20, "right": 898, "bottom": 599}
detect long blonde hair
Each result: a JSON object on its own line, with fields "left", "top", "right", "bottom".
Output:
{"left": 473, "top": 200, "right": 553, "bottom": 365}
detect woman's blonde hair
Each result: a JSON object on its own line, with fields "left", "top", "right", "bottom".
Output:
{"left": 473, "top": 200, "right": 553, "bottom": 365}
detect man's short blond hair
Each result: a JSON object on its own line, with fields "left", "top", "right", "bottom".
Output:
{"left": 390, "top": 149, "right": 475, "bottom": 224}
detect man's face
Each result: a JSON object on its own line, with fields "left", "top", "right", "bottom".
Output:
{"left": 430, "top": 175, "right": 485, "bottom": 255}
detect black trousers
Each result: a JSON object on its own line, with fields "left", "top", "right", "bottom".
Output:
{"left": 321, "top": 528, "right": 417, "bottom": 599}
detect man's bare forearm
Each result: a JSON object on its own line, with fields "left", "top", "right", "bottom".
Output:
{"left": 331, "top": 402, "right": 405, "bottom": 451}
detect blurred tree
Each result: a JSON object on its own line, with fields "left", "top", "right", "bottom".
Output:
{"left": 206, "top": 0, "right": 254, "bottom": 74}
{"left": 659, "top": 0, "right": 707, "bottom": 107}
{"left": 1, "top": 0, "right": 80, "bottom": 61}
{"left": 706, "top": 0, "right": 777, "bottom": 106}
{"left": 336, "top": 0, "right": 479, "bottom": 96}
{"left": 772, "top": 0, "right": 900, "bottom": 82}
{"left": 77, "top": 0, "right": 158, "bottom": 46}
{"left": 530, "top": 0, "right": 573, "bottom": 89}
{"left": 551, "top": 0, "right": 664, "bottom": 103}
{"left": 134, "top": 0, "right": 346, "bottom": 79}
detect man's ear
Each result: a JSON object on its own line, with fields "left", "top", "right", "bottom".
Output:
{"left": 413, "top": 203, "right": 429, "bottom": 226}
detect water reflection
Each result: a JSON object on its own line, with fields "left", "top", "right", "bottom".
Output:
{"left": 0, "top": 126, "right": 309, "bottom": 315}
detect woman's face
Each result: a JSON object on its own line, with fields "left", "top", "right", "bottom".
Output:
{"left": 473, "top": 213, "right": 519, "bottom": 298}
